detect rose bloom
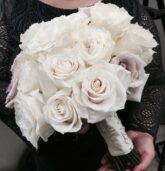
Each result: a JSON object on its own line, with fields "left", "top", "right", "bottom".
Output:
{"left": 113, "top": 23, "right": 158, "bottom": 64}
{"left": 37, "top": 47, "right": 85, "bottom": 97}
{"left": 20, "top": 20, "right": 72, "bottom": 54}
{"left": 6, "top": 53, "right": 40, "bottom": 108}
{"left": 14, "top": 90, "right": 54, "bottom": 148}
{"left": 20, "top": 11, "right": 90, "bottom": 54}
{"left": 111, "top": 52, "right": 149, "bottom": 102}
{"left": 43, "top": 88, "right": 82, "bottom": 134}
{"left": 72, "top": 61, "right": 131, "bottom": 123}
{"left": 72, "top": 25, "right": 115, "bottom": 64}
{"left": 88, "top": 2, "right": 132, "bottom": 41}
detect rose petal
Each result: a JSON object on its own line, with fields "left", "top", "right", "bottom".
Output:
{"left": 72, "top": 61, "right": 131, "bottom": 123}
{"left": 43, "top": 89, "right": 82, "bottom": 134}
{"left": 111, "top": 52, "right": 150, "bottom": 102}
{"left": 14, "top": 90, "right": 54, "bottom": 148}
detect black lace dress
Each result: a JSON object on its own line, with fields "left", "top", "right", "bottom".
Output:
{"left": 0, "top": 0, "right": 165, "bottom": 170}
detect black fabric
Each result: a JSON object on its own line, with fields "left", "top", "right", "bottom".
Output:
{"left": 34, "top": 125, "right": 107, "bottom": 171}
{"left": 20, "top": 125, "right": 107, "bottom": 171}
{"left": 0, "top": 0, "right": 165, "bottom": 170}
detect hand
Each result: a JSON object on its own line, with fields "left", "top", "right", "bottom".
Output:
{"left": 127, "top": 130, "right": 155, "bottom": 171}
{"left": 77, "top": 120, "right": 90, "bottom": 134}
{"left": 98, "top": 130, "right": 155, "bottom": 171}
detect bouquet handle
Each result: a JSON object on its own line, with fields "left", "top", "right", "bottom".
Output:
{"left": 97, "top": 113, "right": 141, "bottom": 170}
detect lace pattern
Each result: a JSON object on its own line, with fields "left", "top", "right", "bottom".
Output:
{"left": 0, "top": 20, "right": 10, "bottom": 80}
{"left": 121, "top": 1, "right": 165, "bottom": 137}
{"left": 124, "top": 85, "right": 164, "bottom": 137}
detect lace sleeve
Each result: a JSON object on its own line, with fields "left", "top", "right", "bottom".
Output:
{"left": 122, "top": 0, "right": 165, "bottom": 138}
{"left": 0, "top": 5, "right": 13, "bottom": 120}
{"left": 0, "top": 1, "right": 35, "bottom": 149}
{"left": 0, "top": 20, "right": 10, "bottom": 80}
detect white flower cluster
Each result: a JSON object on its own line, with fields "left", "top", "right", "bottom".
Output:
{"left": 6, "top": 2, "right": 157, "bottom": 153}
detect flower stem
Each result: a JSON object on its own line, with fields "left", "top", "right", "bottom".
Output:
{"left": 110, "top": 148, "right": 141, "bottom": 171}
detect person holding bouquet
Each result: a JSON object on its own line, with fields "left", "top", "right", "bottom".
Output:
{"left": 0, "top": 0, "right": 165, "bottom": 171}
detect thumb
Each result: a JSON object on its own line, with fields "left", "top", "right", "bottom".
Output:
{"left": 133, "top": 152, "right": 153, "bottom": 171}
{"left": 101, "top": 153, "right": 110, "bottom": 165}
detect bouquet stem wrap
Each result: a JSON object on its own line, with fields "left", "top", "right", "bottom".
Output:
{"left": 97, "top": 113, "right": 141, "bottom": 170}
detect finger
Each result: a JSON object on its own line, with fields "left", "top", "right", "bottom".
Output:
{"left": 133, "top": 165, "right": 144, "bottom": 171}
{"left": 101, "top": 153, "right": 110, "bottom": 165}
{"left": 97, "top": 168, "right": 114, "bottom": 171}
{"left": 133, "top": 152, "right": 154, "bottom": 171}
{"left": 97, "top": 163, "right": 112, "bottom": 171}
{"left": 77, "top": 122, "right": 90, "bottom": 134}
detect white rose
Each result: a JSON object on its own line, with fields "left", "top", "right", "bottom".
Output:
{"left": 20, "top": 17, "right": 71, "bottom": 54}
{"left": 11, "top": 52, "right": 39, "bottom": 93}
{"left": 14, "top": 90, "right": 54, "bottom": 148}
{"left": 111, "top": 52, "right": 149, "bottom": 102}
{"left": 37, "top": 65, "right": 58, "bottom": 99}
{"left": 66, "top": 11, "right": 90, "bottom": 31}
{"left": 6, "top": 53, "right": 40, "bottom": 108}
{"left": 72, "top": 25, "right": 115, "bottom": 64}
{"left": 43, "top": 89, "right": 82, "bottom": 134}
{"left": 6, "top": 79, "right": 18, "bottom": 108}
{"left": 114, "top": 23, "right": 158, "bottom": 64}
{"left": 18, "top": 60, "right": 39, "bottom": 92}
{"left": 20, "top": 12, "right": 90, "bottom": 54}
{"left": 38, "top": 47, "right": 85, "bottom": 90}
{"left": 19, "top": 23, "right": 41, "bottom": 50}
{"left": 72, "top": 61, "right": 131, "bottom": 123}
{"left": 88, "top": 2, "right": 132, "bottom": 41}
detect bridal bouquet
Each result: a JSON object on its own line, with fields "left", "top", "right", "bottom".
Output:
{"left": 6, "top": 2, "right": 157, "bottom": 171}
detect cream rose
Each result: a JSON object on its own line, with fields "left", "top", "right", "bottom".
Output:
{"left": 6, "top": 53, "right": 40, "bottom": 108}
{"left": 6, "top": 79, "right": 18, "bottom": 108}
{"left": 43, "top": 89, "right": 82, "bottom": 134}
{"left": 38, "top": 48, "right": 85, "bottom": 91}
{"left": 37, "top": 65, "right": 58, "bottom": 100}
{"left": 88, "top": 2, "right": 132, "bottom": 41}
{"left": 18, "top": 60, "right": 39, "bottom": 92}
{"left": 114, "top": 23, "right": 158, "bottom": 64}
{"left": 20, "top": 18, "right": 72, "bottom": 54}
{"left": 72, "top": 25, "right": 115, "bottom": 64}
{"left": 112, "top": 52, "right": 149, "bottom": 102}
{"left": 66, "top": 11, "right": 90, "bottom": 31}
{"left": 14, "top": 90, "right": 54, "bottom": 148}
{"left": 20, "top": 12, "right": 90, "bottom": 54}
{"left": 72, "top": 61, "right": 131, "bottom": 123}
